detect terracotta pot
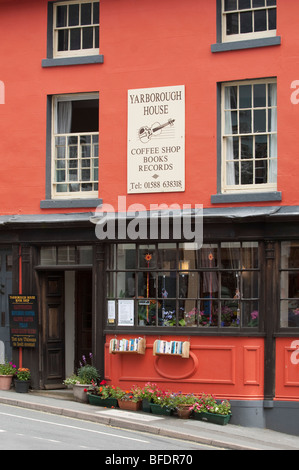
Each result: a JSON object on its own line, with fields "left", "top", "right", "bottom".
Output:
{"left": 118, "top": 399, "right": 142, "bottom": 411}
{"left": 0, "top": 375, "right": 13, "bottom": 391}
{"left": 176, "top": 406, "right": 192, "bottom": 419}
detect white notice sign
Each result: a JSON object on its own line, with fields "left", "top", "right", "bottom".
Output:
{"left": 127, "top": 85, "right": 185, "bottom": 194}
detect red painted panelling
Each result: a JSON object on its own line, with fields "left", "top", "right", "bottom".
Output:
{"left": 275, "top": 338, "right": 299, "bottom": 401}
{"left": 0, "top": 1, "right": 298, "bottom": 214}
{"left": 105, "top": 335, "right": 264, "bottom": 399}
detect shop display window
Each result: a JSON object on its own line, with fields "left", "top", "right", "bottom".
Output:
{"left": 106, "top": 242, "right": 260, "bottom": 329}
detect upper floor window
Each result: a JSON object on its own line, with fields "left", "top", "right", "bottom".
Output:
{"left": 53, "top": 1, "right": 99, "bottom": 58}
{"left": 52, "top": 93, "right": 99, "bottom": 198}
{"left": 221, "top": 78, "right": 277, "bottom": 193}
{"left": 222, "top": 0, "right": 276, "bottom": 42}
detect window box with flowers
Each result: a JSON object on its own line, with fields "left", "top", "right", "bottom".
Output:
{"left": 117, "top": 388, "right": 143, "bottom": 411}
{"left": 189, "top": 393, "right": 232, "bottom": 425}
{"left": 87, "top": 380, "right": 120, "bottom": 408}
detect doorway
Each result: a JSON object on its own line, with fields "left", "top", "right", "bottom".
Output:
{"left": 41, "top": 269, "right": 92, "bottom": 388}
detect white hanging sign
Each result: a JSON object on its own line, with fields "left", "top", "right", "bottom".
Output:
{"left": 127, "top": 85, "right": 185, "bottom": 194}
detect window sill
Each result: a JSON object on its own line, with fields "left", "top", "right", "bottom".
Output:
{"left": 211, "top": 191, "right": 282, "bottom": 204}
{"left": 211, "top": 36, "right": 281, "bottom": 53}
{"left": 40, "top": 198, "right": 102, "bottom": 209}
{"left": 42, "top": 55, "right": 104, "bottom": 67}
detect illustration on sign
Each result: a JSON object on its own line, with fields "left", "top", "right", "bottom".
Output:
{"left": 127, "top": 85, "right": 185, "bottom": 194}
{"left": 9, "top": 295, "right": 38, "bottom": 348}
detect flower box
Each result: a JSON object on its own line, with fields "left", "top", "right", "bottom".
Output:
{"left": 118, "top": 399, "right": 142, "bottom": 411}
{"left": 141, "top": 398, "right": 152, "bottom": 412}
{"left": 87, "top": 394, "right": 118, "bottom": 408}
{"left": 193, "top": 411, "right": 231, "bottom": 425}
{"left": 150, "top": 403, "right": 172, "bottom": 416}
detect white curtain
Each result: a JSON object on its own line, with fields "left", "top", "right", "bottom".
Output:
{"left": 224, "top": 87, "right": 235, "bottom": 186}
{"left": 269, "top": 83, "right": 277, "bottom": 184}
{"left": 57, "top": 101, "right": 72, "bottom": 134}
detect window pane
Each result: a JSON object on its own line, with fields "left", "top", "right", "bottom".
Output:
{"left": 83, "top": 27, "right": 93, "bottom": 49}
{"left": 220, "top": 301, "right": 240, "bottom": 327}
{"left": 199, "top": 300, "right": 219, "bottom": 327}
{"left": 239, "top": 110, "right": 252, "bottom": 133}
{"left": 179, "top": 272, "right": 198, "bottom": 298}
{"left": 241, "top": 136, "right": 253, "bottom": 159}
{"left": 78, "top": 246, "right": 93, "bottom": 264}
{"left": 281, "top": 300, "right": 299, "bottom": 328}
{"left": 56, "top": 5, "right": 67, "bottom": 27}
{"left": 254, "top": 9, "right": 267, "bottom": 32}
{"left": 69, "top": 4, "right": 79, "bottom": 26}
{"left": 241, "top": 161, "right": 253, "bottom": 184}
{"left": 93, "top": 2, "right": 99, "bottom": 23}
{"left": 225, "top": 0, "right": 237, "bottom": 11}
{"left": 254, "top": 109, "right": 266, "bottom": 133}
{"left": 221, "top": 243, "right": 241, "bottom": 269}
{"left": 58, "top": 29, "right": 68, "bottom": 51}
{"left": 138, "top": 300, "right": 156, "bottom": 326}
{"left": 200, "top": 272, "right": 219, "bottom": 298}
{"left": 239, "top": 85, "right": 251, "bottom": 108}
{"left": 240, "top": 11, "right": 252, "bottom": 33}
{"left": 253, "top": 0, "right": 265, "bottom": 7}
{"left": 81, "top": 3, "right": 92, "bottom": 25}
{"left": 158, "top": 272, "right": 176, "bottom": 298}
{"left": 57, "top": 246, "right": 76, "bottom": 264}
{"left": 268, "top": 8, "right": 276, "bottom": 29}
{"left": 40, "top": 247, "right": 56, "bottom": 265}
{"left": 117, "top": 244, "right": 136, "bottom": 269}
{"left": 254, "top": 84, "right": 266, "bottom": 108}
{"left": 117, "top": 272, "right": 135, "bottom": 297}
{"left": 242, "top": 242, "right": 259, "bottom": 268}
{"left": 221, "top": 271, "right": 239, "bottom": 298}
{"left": 239, "top": 0, "right": 251, "bottom": 9}
{"left": 138, "top": 272, "right": 156, "bottom": 298}
{"left": 243, "top": 302, "right": 259, "bottom": 327}
{"left": 94, "top": 26, "right": 99, "bottom": 48}
{"left": 281, "top": 242, "right": 299, "bottom": 269}
{"left": 198, "top": 244, "right": 218, "bottom": 267}
{"left": 70, "top": 28, "right": 81, "bottom": 50}
{"left": 179, "top": 243, "right": 197, "bottom": 270}
{"left": 226, "top": 13, "right": 239, "bottom": 35}
{"left": 158, "top": 299, "right": 176, "bottom": 326}
{"left": 138, "top": 245, "right": 156, "bottom": 268}
{"left": 179, "top": 300, "right": 198, "bottom": 327}
{"left": 255, "top": 135, "right": 267, "bottom": 158}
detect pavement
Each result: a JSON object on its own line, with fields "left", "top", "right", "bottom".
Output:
{"left": 0, "top": 388, "right": 299, "bottom": 450}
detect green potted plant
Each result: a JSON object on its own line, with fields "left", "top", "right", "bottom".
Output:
{"left": 189, "top": 393, "right": 232, "bottom": 425}
{"left": 64, "top": 353, "right": 100, "bottom": 403}
{"left": 0, "top": 360, "right": 16, "bottom": 390}
{"left": 14, "top": 367, "right": 31, "bottom": 393}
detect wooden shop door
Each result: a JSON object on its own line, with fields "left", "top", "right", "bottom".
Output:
{"left": 41, "top": 272, "right": 65, "bottom": 388}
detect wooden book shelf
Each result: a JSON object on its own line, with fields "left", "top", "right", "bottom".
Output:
{"left": 153, "top": 340, "right": 190, "bottom": 358}
{"left": 109, "top": 337, "right": 146, "bottom": 355}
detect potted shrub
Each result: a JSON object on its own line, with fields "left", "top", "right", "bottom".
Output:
{"left": 14, "top": 368, "right": 31, "bottom": 393}
{"left": 0, "top": 360, "right": 16, "bottom": 390}
{"left": 131, "top": 382, "right": 158, "bottom": 412}
{"left": 190, "top": 393, "right": 232, "bottom": 425}
{"left": 87, "top": 380, "right": 119, "bottom": 408}
{"left": 64, "top": 353, "right": 100, "bottom": 403}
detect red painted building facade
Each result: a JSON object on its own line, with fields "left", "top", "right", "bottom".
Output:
{"left": 0, "top": 0, "right": 299, "bottom": 433}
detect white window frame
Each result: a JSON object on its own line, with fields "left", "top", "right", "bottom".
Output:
{"left": 222, "top": 0, "right": 277, "bottom": 43}
{"left": 53, "top": 0, "right": 99, "bottom": 58}
{"left": 52, "top": 93, "right": 99, "bottom": 199}
{"left": 221, "top": 78, "right": 277, "bottom": 194}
